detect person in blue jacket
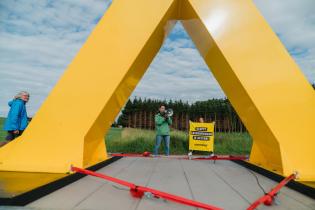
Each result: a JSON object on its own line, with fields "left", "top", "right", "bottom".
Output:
{"left": 1, "top": 91, "right": 30, "bottom": 146}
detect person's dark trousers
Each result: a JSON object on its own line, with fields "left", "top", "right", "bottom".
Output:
{"left": 5, "top": 130, "right": 23, "bottom": 141}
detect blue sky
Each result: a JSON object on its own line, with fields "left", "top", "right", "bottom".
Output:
{"left": 0, "top": 0, "right": 315, "bottom": 116}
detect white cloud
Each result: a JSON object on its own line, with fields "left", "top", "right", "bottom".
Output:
{"left": 0, "top": 0, "right": 314, "bottom": 117}
{"left": 0, "top": 0, "right": 111, "bottom": 116}
{"left": 131, "top": 24, "right": 225, "bottom": 103}
{"left": 254, "top": 0, "right": 315, "bottom": 81}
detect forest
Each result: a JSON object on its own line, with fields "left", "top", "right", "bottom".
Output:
{"left": 117, "top": 97, "right": 246, "bottom": 132}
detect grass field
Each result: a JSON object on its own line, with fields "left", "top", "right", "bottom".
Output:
{"left": 0, "top": 117, "right": 6, "bottom": 141}
{"left": 106, "top": 127, "right": 252, "bottom": 155}
{"left": 0, "top": 117, "right": 252, "bottom": 155}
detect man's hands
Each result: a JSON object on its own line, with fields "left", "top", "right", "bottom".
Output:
{"left": 13, "top": 130, "right": 19, "bottom": 134}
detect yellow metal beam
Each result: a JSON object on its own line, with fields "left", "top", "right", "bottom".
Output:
{"left": 0, "top": 0, "right": 179, "bottom": 173}
{"left": 0, "top": 0, "right": 314, "bottom": 184}
{"left": 181, "top": 0, "right": 315, "bottom": 181}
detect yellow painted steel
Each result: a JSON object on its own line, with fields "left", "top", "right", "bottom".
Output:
{"left": 189, "top": 121, "right": 214, "bottom": 152}
{"left": 0, "top": 172, "right": 66, "bottom": 197}
{"left": 181, "top": 0, "right": 315, "bottom": 182}
{"left": 0, "top": 0, "right": 314, "bottom": 184}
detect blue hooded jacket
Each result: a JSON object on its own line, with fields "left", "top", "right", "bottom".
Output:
{"left": 3, "top": 99, "right": 28, "bottom": 131}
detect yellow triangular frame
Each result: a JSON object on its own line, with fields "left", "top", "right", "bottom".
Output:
{"left": 0, "top": 0, "right": 314, "bottom": 184}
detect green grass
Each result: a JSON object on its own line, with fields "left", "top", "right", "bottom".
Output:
{"left": 0, "top": 118, "right": 252, "bottom": 155}
{"left": 105, "top": 127, "right": 252, "bottom": 155}
{"left": 0, "top": 117, "right": 6, "bottom": 142}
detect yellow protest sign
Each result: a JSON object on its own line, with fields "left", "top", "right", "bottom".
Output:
{"left": 189, "top": 121, "right": 214, "bottom": 152}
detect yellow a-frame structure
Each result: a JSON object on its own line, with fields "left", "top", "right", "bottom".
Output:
{"left": 0, "top": 0, "right": 314, "bottom": 186}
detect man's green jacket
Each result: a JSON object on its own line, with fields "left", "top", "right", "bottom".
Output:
{"left": 155, "top": 113, "right": 172, "bottom": 135}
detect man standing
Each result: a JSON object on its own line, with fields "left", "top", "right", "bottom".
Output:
{"left": 154, "top": 104, "right": 172, "bottom": 156}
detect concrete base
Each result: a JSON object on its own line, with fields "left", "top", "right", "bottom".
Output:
{"left": 6, "top": 157, "right": 314, "bottom": 210}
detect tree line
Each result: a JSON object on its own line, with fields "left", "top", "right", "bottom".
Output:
{"left": 116, "top": 83, "right": 315, "bottom": 132}
{"left": 117, "top": 97, "right": 246, "bottom": 132}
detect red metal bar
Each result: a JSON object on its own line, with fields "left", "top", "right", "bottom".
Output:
{"left": 191, "top": 155, "right": 247, "bottom": 161}
{"left": 247, "top": 173, "right": 297, "bottom": 210}
{"left": 136, "top": 185, "right": 222, "bottom": 210}
{"left": 71, "top": 166, "right": 223, "bottom": 210}
{"left": 110, "top": 153, "right": 247, "bottom": 161}
{"left": 110, "top": 153, "right": 153, "bottom": 158}
{"left": 71, "top": 166, "right": 135, "bottom": 188}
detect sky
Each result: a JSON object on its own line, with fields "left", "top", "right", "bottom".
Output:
{"left": 0, "top": 0, "right": 314, "bottom": 116}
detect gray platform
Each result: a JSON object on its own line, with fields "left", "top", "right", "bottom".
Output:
{"left": 18, "top": 157, "right": 315, "bottom": 210}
